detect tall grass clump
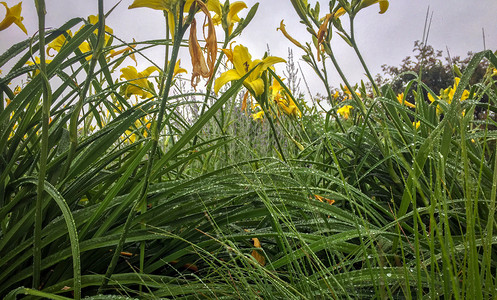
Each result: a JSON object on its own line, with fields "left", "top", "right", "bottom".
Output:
{"left": 1, "top": 0, "right": 497, "bottom": 299}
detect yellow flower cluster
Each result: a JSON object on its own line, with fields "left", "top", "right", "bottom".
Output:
{"left": 428, "top": 77, "right": 470, "bottom": 114}
{"left": 45, "top": 15, "right": 114, "bottom": 61}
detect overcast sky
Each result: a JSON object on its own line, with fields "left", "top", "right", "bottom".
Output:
{"left": 1, "top": 0, "right": 496, "bottom": 95}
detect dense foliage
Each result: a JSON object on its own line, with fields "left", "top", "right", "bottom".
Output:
{"left": 1, "top": 0, "right": 497, "bottom": 299}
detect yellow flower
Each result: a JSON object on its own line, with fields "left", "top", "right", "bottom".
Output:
{"left": 448, "top": 77, "right": 470, "bottom": 102}
{"left": 252, "top": 110, "right": 264, "bottom": 120}
{"left": 356, "top": 0, "right": 389, "bottom": 14}
{"left": 47, "top": 30, "right": 73, "bottom": 57}
{"left": 427, "top": 93, "right": 443, "bottom": 115}
{"left": 128, "top": 0, "right": 184, "bottom": 12}
{"left": 120, "top": 65, "right": 160, "bottom": 98}
{"left": 26, "top": 57, "right": 53, "bottom": 76}
{"left": 341, "top": 84, "right": 361, "bottom": 99}
{"left": 0, "top": 1, "right": 27, "bottom": 34}
{"left": 210, "top": 0, "right": 247, "bottom": 34}
{"left": 87, "top": 15, "right": 114, "bottom": 37}
{"left": 397, "top": 92, "right": 415, "bottom": 108}
{"left": 413, "top": 121, "right": 420, "bottom": 129}
{"left": 337, "top": 105, "right": 353, "bottom": 119}
{"left": 171, "top": 59, "right": 187, "bottom": 76}
{"left": 124, "top": 118, "right": 152, "bottom": 143}
{"left": 78, "top": 41, "right": 93, "bottom": 60}
{"left": 277, "top": 97, "right": 301, "bottom": 118}
{"left": 128, "top": 0, "right": 217, "bottom": 89}
{"left": 214, "top": 44, "right": 285, "bottom": 97}
{"left": 128, "top": 0, "right": 195, "bottom": 37}
{"left": 428, "top": 77, "right": 470, "bottom": 115}
{"left": 271, "top": 78, "right": 301, "bottom": 118}
{"left": 108, "top": 39, "right": 138, "bottom": 65}
{"left": 75, "top": 15, "right": 114, "bottom": 60}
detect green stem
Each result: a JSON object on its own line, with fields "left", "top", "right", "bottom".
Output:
{"left": 159, "top": 11, "right": 171, "bottom": 95}
{"left": 34, "top": 0, "right": 48, "bottom": 291}
{"left": 348, "top": 17, "right": 380, "bottom": 96}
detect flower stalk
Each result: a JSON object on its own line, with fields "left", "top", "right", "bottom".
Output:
{"left": 33, "top": 0, "right": 47, "bottom": 292}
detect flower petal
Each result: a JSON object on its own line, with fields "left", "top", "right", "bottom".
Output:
{"left": 228, "top": 1, "right": 247, "bottom": 23}
{"left": 246, "top": 78, "right": 264, "bottom": 96}
{"left": 128, "top": 0, "right": 170, "bottom": 10}
{"left": 233, "top": 45, "right": 252, "bottom": 75}
{"left": 141, "top": 66, "right": 160, "bottom": 77}
{"left": 0, "top": 2, "right": 27, "bottom": 34}
{"left": 214, "top": 69, "right": 241, "bottom": 94}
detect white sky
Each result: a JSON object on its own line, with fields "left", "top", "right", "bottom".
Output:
{"left": 1, "top": 0, "right": 496, "bottom": 96}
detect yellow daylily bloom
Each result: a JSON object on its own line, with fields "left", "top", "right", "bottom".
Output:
{"left": 47, "top": 30, "right": 73, "bottom": 57}
{"left": 252, "top": 110, "right": 264, "bottom": 121}
{"left": 129, "top": 0, "right": 186, "bottom": 12}
{"left": 128, "top": 0, "right": 195, "bottom": 37}
{"left": 214, "top": 44, "right": 286, "bottom": 97}
{"left": 70, "top": 15, "right": 114, "bottom": 61}
{"left": 397, "top": 92, "right": 415, "bottom": 108}
{"left": 427, "top": 93, "right": 437, "bottom": 103}
{"left": 26, "top": 57, "right": 53, "bottom": 76}
{"left": 341, "top": 84, "right": 361, "bottom": 99}
{"left": 427, "top": 93, "right": 443, "bottom": 115}
{"left": 83, "top": 15, "right": 114, "bottom": 55}
{"left": 0, "top": 1, "right": 27, "bottom": 34}
{"left": 276, "top": 97, "right": 301, "bottom": 118}
{"left": 211, "top": 1, "right": 247, "bottom": 34}
{"left": 78, "top": 41, "right": 93, "bottom": 60}
{"left": 172, "top": 59, "right": 187, "bottom": 76}
{"left": 357, "top": 0, "right": 389, "bottom": 14}
{"left": 271, "top": 78, "right": 301, "bottom": 118}
{"left": 108, "top": 39, "right": 137, "bottom": 65}
{"left": 448, "top": 77, "right": 470, "bottom": 102}
{"left": 332, "top": 90, "right": 340, "bottom": 100}
{"left": 120, "top": 65, "right": 160, "bottom": 99}
{"left": 87, "top": 15, "right": 114, "bottom": 45}
{"left": 337, "top": 105, "right": 353, "bottom": 119}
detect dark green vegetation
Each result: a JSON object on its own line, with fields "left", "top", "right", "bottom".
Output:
{"left": 1, "top": 0, "right": 497, "bottom": 299}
